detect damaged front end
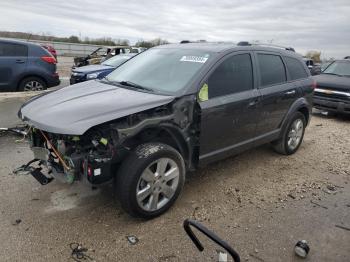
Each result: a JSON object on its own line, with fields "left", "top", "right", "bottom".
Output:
{"left": 27, "top": 126, "right": 120, "bottom": 185}
{"left": 23, "top": 95, "right": 200, "bottom": 186}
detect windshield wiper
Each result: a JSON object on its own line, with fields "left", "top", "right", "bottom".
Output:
{"left": 118, "top": 81, "right": 154, "bottom": 92}
{"left": 322, "top": 72, "right": 343, "bottom": 77}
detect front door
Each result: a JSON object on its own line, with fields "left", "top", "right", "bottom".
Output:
{"left": 198, "top": 52, "right": 260, "bottom": 164}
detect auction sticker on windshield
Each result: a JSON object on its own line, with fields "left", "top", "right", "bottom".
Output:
{"left": 180, "top": 56, "right": 208, "bottom": 63}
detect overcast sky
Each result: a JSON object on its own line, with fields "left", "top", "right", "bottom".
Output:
{"left": 1, "top": 0, "right": 349, "bottom": 58}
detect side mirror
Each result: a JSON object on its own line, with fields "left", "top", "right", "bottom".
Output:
{"left": 183, "top": 219, "right": 241, "bottom": 262}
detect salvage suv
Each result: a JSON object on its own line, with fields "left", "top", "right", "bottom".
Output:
{"left": 18, "top": 42, "right": 313, "bottom": 218}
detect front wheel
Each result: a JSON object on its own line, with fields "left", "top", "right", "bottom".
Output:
{"left": 116, "top": 143, "right": 186, "bottom": 219}
{"left": 272, "top": 112, "right": 306, "bottom": 155}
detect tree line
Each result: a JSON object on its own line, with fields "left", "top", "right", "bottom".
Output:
{"left": 0, "top": 31, "right": 169, "bottom": 48}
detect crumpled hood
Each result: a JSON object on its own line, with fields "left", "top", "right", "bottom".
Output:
{"left": 314, "top": 74, "right": 350, "bottom": 91}
{"left": 19, "top": 80, "right": 175, "bottom": 135}
{"left": 73, "top": 64, "right": 114, "bottom": 74}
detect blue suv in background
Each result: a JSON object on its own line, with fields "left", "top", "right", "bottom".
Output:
{"left": 0, "top": 39, "right": 60, "bottom": 92}
{"left": 70, "top": 53, "right": 136, "bottom": 84}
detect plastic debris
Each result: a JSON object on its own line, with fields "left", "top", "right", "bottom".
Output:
{"left": 12, "top": 219, "right": 22, "bottom": 225}
{"left": 70, "top": 243, "right": 93, "bottom": 262}
{"left": 294, "top": 240, "right": 310, "bottom": 258}
{"left": 127, "top": 235, "right": 139, "bottom": 245}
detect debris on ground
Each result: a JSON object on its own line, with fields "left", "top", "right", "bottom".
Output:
{"left": 0, "top": 126, "right": 29, "bottom": 142}
{"left": 287, "top": 193, "right": 296, "bottom": 199}
{"left": 12, "top": 219, "right": 22, "bottom": 226}
{"left": 158, "top": 254, "right": 179, "bottom": 261}
{"left": 70, "top": 243, "right": 93, "bottom": 262}
{"left": 0, "top": 126, "right": 28, "bottom": 136}
{"left": 294, "top": 240, "right": 310, "bottom": 258}
{"left": 127, "top": 235, "right": 139, "bottom": 245}
{"left": 335, "top": 224, "right": 350, "bottom": 232}
{"left": 249, "top": 253, "right": 265, "bottom": 261}
{"left": 310, "top": 200, "right": 328, "bottom": 209}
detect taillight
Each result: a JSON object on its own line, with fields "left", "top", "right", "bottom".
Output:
{"left": 311, "top": 80, "right": 317, "bottom": 89}
{"left": 87, "top": 166, "right": 93, "bottom": 177}
{"left": 41, "top": 56, "right": 56, "bottom": 64}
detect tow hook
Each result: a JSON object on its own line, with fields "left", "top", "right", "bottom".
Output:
{"left": 13, "top": 159, "right": 54, "bottom": 185}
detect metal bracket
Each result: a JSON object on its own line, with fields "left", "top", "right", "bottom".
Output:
{"left": 183, "top": 219, "right": 240, "bottom": 262}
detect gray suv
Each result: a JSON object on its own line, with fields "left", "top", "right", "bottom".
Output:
{"left": 18, "top": 42, "right": 313, "bottom": 218}
{"left": 0, "top": 39, "right": 60, "bottom": 92}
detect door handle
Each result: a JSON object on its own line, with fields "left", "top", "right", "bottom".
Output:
{"left": 16, "top": 59, "right": 25, "bottom": 64}
{"left": 285, "top": 90, "right": 296, "bottom": 96}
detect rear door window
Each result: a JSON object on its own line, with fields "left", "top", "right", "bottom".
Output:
{"left": 284, "top": 57, "right": 308, "bottom": 80}
{"left": 208, "top": 53, "right": 253, "bottom": 98}
{"left": 0, "top": 42, "right": 28, "bottom": 57}
{"left": 257, "top": 54, "right": 286, "bottom": 87}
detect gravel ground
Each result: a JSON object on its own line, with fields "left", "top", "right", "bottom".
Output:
{"left": 0, "top": 112, "right": 349, "bottom": 262}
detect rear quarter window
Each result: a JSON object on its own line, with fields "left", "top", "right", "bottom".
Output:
{"left": 284, "top": 57, "right": 308, "bottom": 80}
{"left": 257, "top": 54, "right": 286, "bottom": 87}
{"left": 0, "top": 42, "right": 28, "bottom": 57}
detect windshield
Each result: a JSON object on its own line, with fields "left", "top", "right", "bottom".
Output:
{"left": 102, "top": 55, "right": 131, "bottom": 67}
{"left": 323, "top": 61, "right": 350, "bottom": 76}
{"left": 106, "top": 48, "right": 213, "bottom": 94}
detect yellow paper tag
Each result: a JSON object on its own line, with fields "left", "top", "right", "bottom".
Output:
{"left": 100, "top": 138, "right": 108, "bottom": 146}
{"left": 198, "top": 83, "right": 209, "bottom": 102}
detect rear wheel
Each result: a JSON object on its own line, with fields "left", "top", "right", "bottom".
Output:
{"left": 18, "top": 77, "right": 46, "bottom": 91}
{"left": 116, "top": 142, "right": 185, "bottom": 219}
{"left": 272, "top": 112, "right": 306, "bottom": 155}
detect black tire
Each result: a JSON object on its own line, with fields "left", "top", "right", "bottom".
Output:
{"left": 18, "top": 77, "right": 47, "bottom": 91}
{"left": 272, "top": 112, "right": 306, "bottom": 155}
{"left": 115, "top": 142, "right": 186, "bottom": 219}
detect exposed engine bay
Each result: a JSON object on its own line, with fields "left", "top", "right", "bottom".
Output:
{"left": 26, "top": 96, "right": 199, "bottom": 185}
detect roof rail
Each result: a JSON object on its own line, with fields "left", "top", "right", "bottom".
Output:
{"left": 237, "top": 41, "right": 295, "bottom": 52}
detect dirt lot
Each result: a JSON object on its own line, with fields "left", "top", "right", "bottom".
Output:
{"left": 0, "top": 112, "right": 349, "bottom": 262}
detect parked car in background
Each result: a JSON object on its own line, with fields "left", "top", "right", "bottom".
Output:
{"left": 0, "top": 39, "right": 59, "bottom": 92}
{"left": 303, "top": 58, "right": 321, "bottom": 75}
{"left": 321, "top": 61, "right": 332, "bottom": 72}
{"left": 313, "top": 59, "right": 350, "bottom": 114}
{"left": 41, "top": 44, "right": 57, "bottom": 59}
{"left": 130, "top": 47, "right": 147, "bottom": 53}
{"left": 19, "top": 42, "right": 313, "bottom": 218}
{"left": 70, "top": 53, "right": 136, "bottom": 84}
{"left": 73, "top": 46, "right": 131, "bottom": 67}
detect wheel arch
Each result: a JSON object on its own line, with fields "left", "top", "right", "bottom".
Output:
{"left": 121, "top": 125, "right": 192, "bottom": 169}
{"left": 280, "top": 98, "right": 311, "bottom": 132}
{"left": 17, "top": 74, "right": 48, "bottom": 91}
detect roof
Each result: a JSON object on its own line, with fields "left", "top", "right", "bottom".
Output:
{"left": 0, "top": 38, "right": 40, "bottom": 47}
{"left": 156, "top": 42, "right": 299, "bottom": 56}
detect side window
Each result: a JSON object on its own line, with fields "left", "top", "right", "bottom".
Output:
{"left": 284, "top": 57, "right": 308, "bottom": 80}
{"left": 257, "top": 54, "right": 286, "bottom": 87}
{"left": 208, "top": 53, "right": 253, "bottom": 98}
{"left": 0, "top": 42, "right": 28, "bottom": 57}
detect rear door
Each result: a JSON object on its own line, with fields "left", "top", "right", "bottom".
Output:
{"left": 199, "top": 52, "right": 261, "bottom": 163}
{"left": 254, "top": 52, "right": 297, "bottom": 136}
{"left": 0, "top": 42, "right": 28, "bottom": 91}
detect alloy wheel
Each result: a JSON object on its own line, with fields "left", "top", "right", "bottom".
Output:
{"left": 287, "top": 118, "right": 304, "bottom": 150}
{"left": 24, "top": 81, "right": 44, "bottom": 91}
{"left": 136, "top": 158, "right": 180, "bottom": 212}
